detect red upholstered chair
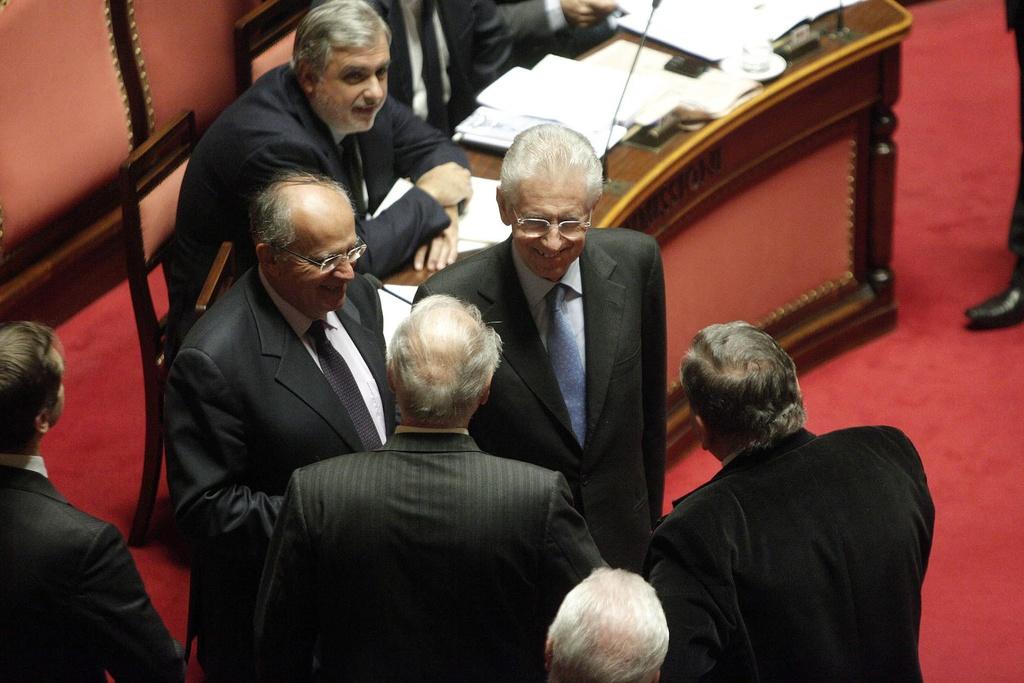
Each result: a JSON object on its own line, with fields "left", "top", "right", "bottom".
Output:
{"left": 0, "top": 0, "right": 133, "bottom": 284}
{"left": 126, "top": 0, "right": 263, "bottom": 134}
{"left": 234, "top": 0, "right": 308, "bottom": 95}
{"left": 119, "top": 111, "right": 195, "bottom": 546}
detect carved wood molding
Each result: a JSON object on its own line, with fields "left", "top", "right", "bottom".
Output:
{"left": 104, "top": 0, "right": 135, "bottom": 149}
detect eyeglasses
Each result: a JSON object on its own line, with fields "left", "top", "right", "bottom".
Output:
{"left": 276, "top": 237, "right": 367, "bottom": 273}
{"left": 512, "top": 207, "right": 591, "bottom": 237}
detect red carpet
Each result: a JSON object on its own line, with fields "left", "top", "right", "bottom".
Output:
{"left": 37, "top": 0, "right": 1024, "bottom": 679}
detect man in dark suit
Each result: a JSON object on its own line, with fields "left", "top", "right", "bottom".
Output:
{"left": 495, "top": 0, "right": 617, "bottom": 69}
{"left": 645, "top": 322, "right": 935, "bottom": 682}
{"left": 166, "top": 172, "right": 395, "bottom": 681}
{"left": 169, "top": 0, "right": 472, "bottom": 353}
{"left": 418, "top": 123, "right": 665, "bottom": 572}
{"left": 314, "top": 0, "right": 510, "bottom": 133}
{"left": 0, "top": 321, "right": 184, "bottom": 683}
{"left": 965, "top": 0, "right": 1024, "bottom": 328}
{"left": 254, "top": 294, "right": 603, "bottom": 682}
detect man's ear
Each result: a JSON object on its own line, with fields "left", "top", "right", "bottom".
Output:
{"left": 544, "top": 637, "right": 553, "bottom": 672}
{"left": 34, "top": 409, "right": 53, "bottom": 436}
{"left": 693, "top": 413, "right": 711, "bottom": 451}
{"left": 255, "top": 242, "right": 277, "bottom": 270}
{"left": 478, "top": 378, "right": 492, "bottom": 407}
{"left": 496, "top": 187, "right": 513, "bottom": 226}
{"left": 296, "top": 62, "right": 318, "bottom": 97}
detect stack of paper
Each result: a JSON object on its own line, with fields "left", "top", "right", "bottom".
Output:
{"left": 618, "top": 0, "right": 865, "bottom": 62}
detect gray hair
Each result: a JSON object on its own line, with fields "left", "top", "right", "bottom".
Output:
{"left": 681, "top": 321, "right": 806, "bottom": 452}
{"left": 387, "top": 295, "right": 502, "bottom": 426}
{"left": 292, "top": 0, "right": 391, "bottom": 77}
{"left": 0, "top": 322, "right": 64, "bottom": 452}
{"left": 548, "top": 568, "right": 669, "bottom": 683}
{"left": 250, "top": 170, "right": 353, "bottom": 249}
{"left": 499, "top": 124, "right": 603, "bottom": 209}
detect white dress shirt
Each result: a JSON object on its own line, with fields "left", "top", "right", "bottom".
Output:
{"left": 260, "top": 270, "right": 387, "bottom": 444}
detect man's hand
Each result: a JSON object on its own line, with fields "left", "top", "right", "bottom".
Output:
{"left": 561, "top": 0, "right": 617, "bottom": 27}
{"left": 414, "top": 208, "right": 459, "bottom": 271}
{"left": 415, "top": 162, "right": 472, "bottom": 208}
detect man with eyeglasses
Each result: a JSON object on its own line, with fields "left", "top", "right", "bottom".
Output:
{"left": 417, "top": 124, "right": 666, "bottom": 572}
{"left": 165, "top": 171, "right": 394, "bottom": 681}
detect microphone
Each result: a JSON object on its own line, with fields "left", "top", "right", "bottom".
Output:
{"left": 601, "top": 0, "right": 662, "bottom": 181}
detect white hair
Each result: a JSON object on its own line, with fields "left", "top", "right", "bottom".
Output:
{"left": 499, "top": 124, "right": 603, "bottom": 208}
{"left": 387, "top": 295, "right": 501, "bottom": 426}
{"left": 548, "top": 569, "right": 669, "bottom": 683}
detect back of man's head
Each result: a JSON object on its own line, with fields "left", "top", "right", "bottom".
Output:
{"left": 681, "top": 321, "right": 806, "bottom": 453}
{"left": 547, "top": 568, "right": 668, "bottom": 683}
{"left": 292, "top": 0, "right": 390, "bottom": 78}
{"left": 387, "top": 295, "right": 502, "bottom": 427}
{"left": 0, "top": 322, "right": 64, "bottom": 453}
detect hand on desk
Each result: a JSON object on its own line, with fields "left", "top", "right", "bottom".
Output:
{"left": 416, "top": 162, "right": 473, "bottom": 209}
{"left": 414, "top": 209, "right": 459, "bottom": 272}
{"left": 561, "top": 0, "right": 618, "bottom": 27}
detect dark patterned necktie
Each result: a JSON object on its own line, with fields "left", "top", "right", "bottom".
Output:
{"left": 546, "top": 284, "right": 586, "bottom": 444}
{"left": 339, "top": 136, "right": 367, "bottom": 217}
{"left": 419, "top": 0, "right": 448, "bottom": 131}
{"left": 308, "top": 320, "right": 382, "bottom": 450}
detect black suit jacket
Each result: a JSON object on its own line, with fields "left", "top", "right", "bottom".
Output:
{"left": 644, "top": 427, "right": 935, "bottom": 682}
{"left": 165, "top": 267, "right": 395, "bottom": 680}
{"left": 345, "top": 0, "right": 509, "bottom": 131}
{"left": 168, "top": 64, "right": 467, "bottom": 352}
{"left": 417, "top": 229, "right": 666, "bottom": 570}
{"left": 254, "top": 431, "right": 604, "bottom": 682}
{"left": 0, "top": 465, "right": 183, "bottom": 683}
{"left": 493, "top": 0, "right": 614, "bottom": 68}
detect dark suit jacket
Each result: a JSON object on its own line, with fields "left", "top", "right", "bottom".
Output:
{"left": 417, "top": 229, "right": 666, "bottom": 570}
{"left": 330, "top": 0, "right": 509, "bottom": 131}
{"left": 644, "top": 427, "right": 935, "bottom": 682}
{"left": 0, "top": 465, "right": 183, "bottom": 683}
{"left": 168, "top": 64, "right": 467, "bottom": 352}
{"left": 494, "top": 0, "right": 614, "bottom": 68}
{"left": 254, "top": 431, "right": 604, "bottom": 682}
{"left": 165, "top": 267, "right": 395, "bottom": 680}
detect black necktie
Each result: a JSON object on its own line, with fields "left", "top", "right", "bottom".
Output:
{"left": 308, "top": 320, "right": 382, "bottom": 450}
{"left": 339, "top": 136, "right": 367, "bottom": 217}
{"left": 419, "top": 0, "right": 447, "bottom": 131}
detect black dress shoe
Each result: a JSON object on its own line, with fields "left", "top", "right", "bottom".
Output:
{"left": 965, "top": 285, "right": 1024, "bottom": 329}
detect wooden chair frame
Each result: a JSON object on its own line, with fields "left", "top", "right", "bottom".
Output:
{"left": 119, "top": 110, "right": 195, "bottom": 546}
{"left": 233, "top": 0, "right": 309, "bottom": 95}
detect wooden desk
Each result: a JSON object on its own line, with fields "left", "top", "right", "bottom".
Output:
{"left": 400, "top": 0, "right": 912, "bottom": 457}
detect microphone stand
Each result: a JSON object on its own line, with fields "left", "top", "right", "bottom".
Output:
{"left": 601, "top": 0, "right": 662, "bottom": 184}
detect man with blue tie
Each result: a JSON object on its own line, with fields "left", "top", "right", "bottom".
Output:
{"left": 417, "top": 123, "right": 667, "bottom": 571}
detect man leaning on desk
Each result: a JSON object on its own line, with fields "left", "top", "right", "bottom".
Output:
{"left": 167, "top": 0, "right": 471, "bottom": 354}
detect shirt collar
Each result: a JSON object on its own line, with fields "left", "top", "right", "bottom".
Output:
{"left": 0, "top": 453, "right": 48, "bottom": 478}
{"left": 396, "top": 426, "right": 470, "bottom": 435}
{"left": 510, "top": 242, "right": 583, "bottom": 310}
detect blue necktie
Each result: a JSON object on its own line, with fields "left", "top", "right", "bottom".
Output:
{"left": 546, "top": 284, "right": 586, "bottom": 445}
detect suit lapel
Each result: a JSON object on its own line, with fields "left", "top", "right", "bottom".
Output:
{"left": 247, "top": 273, "right": 366, "bottom": 453}
{"left": 481, "top": 242, "right": 578, "bottom": 443}
{"left": 580, "top": 238, "right": 626, "bottom": 442}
